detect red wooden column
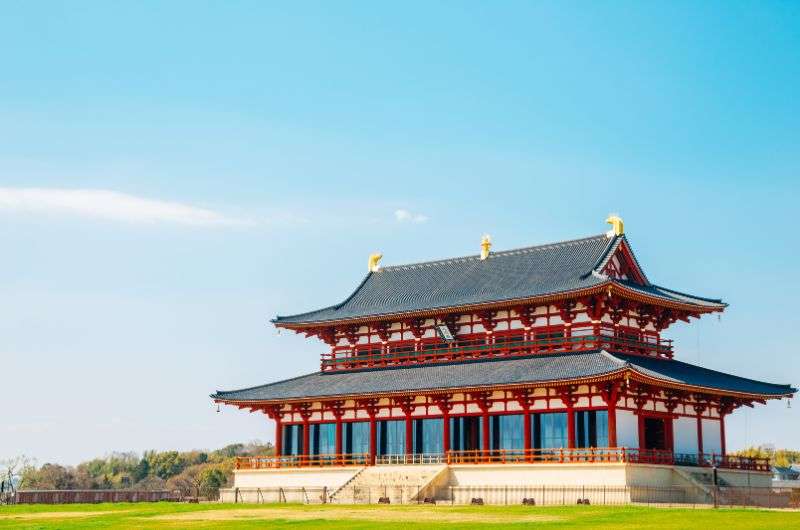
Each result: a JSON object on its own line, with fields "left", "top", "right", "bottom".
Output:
{"left": 470, "top": 392, "right": 493, "bottom": 459}
{"left": 291, "top": 403, "right": 313, "bottom": 463}
{"left": 693, "top": 400, "right": 707, "bottom": 463}
{"left": 302, "top": 420, "right": 311, "bottom": 460}
{"left": 393, "top": 397, "right": 416, "bottom": 457}
{"left": 697, "top": 416, "right": 704, "bottom": 456}
{"left": 432, "top": 394, "right": 453, "bottom": 458}
{"left": 369, "top": 416, "right": 377, "bottom": 464}
{"left": 584, "top": 296, "right": 605, "bottom": 349}
{"left": 718, "top": 400, "right": 735, "bottom": 458}
{"left": 330, "top": 401, "right": 345, "bottom": 460}
{"left": 513, "top": 389, "right": 533, "bottom": 460}
{"left": 523, "top": 412, "right": 532, "bottom": 453}
{"left": 442, "top": 410, "right": 451, "bottom": 455}
{"left": 558, "top": 301, "right": 577, "bottom": 340}
{"left": 482, "top": 411, "right": 490, "bottom": 456}
{"left": 600, "top": 383, "right": 619, "bottom": 448}
{"left": 275, "top": 419, "right": 283, "bottom": 457}
{"left": 559, "top": 387, "right": 578, "bottom": 450}
{"left": 567, "top": 406, "right": 576, "bottom": 449}
{"left": 358, "top": 398, "right": 379, "bottom": 465}
{"left": 406, "top": 415, "right": 414, "bottom": 456}
{"left": 266, "top": 405, "right": 284, "bottom": 457}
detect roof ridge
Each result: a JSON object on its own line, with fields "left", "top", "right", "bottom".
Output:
{"left": 379, "top": 233, "right": 609, "bottom": 272}
{"left": 599, "top": 350, "right": 631, "bottom": 368}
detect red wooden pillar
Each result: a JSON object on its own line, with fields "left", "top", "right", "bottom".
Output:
{"left": 482, "top": 411, "right": 490, "bottom": 456}
{"left": 329, "top": 401, "right": 345, "bottom": 460}
{"left": 442, "top": 411, "right": 450, "bottom": 455}
{"left": 567, "top": 404, "right": 576, "bottom": 449}
{"left": 335, "top": 418, "right": 343, "bottom": 457}
{"left": 369, "top": 415, "right": 377, "bottom": 465}
{"left": 432, "top": 395, "right": 452, "bottom": 459}
{"left": 471, "top": 392, "right": 492, "bottom": 460}
{"left": 514, "top": 389, "right": 533, "bottom": 461}
{"left": 274, "top": 419, "right": 283, "bottom": 457}
{"left": 559, "top": 387, "right": 578, "bottom": 450}
{"left": 719, "top": 414, "right": 726, "bottom": 455}
{"left": 697, "top": 416, "right": 704, "bottom": 458}
{"left": 606, "top": 387, "right": 618, "bottom": 448}
{"left": 523, "top": 411, "right": 532, "bottom": 455}
{"left": 405, "top": 413, "right": 414, "bottom": 456}
{"left": 302, "top": 420, "right": 310, "bottom": 459}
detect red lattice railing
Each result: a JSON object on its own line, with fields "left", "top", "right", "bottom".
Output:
{"left": 322, "top": 326, "right": 673, "bottom": 371}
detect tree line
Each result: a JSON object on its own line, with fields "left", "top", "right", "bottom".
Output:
{"left": 6, "top": 441, "right": 274, "bottom": 499}
{"left": 733, "top": 446, "right": 800, "bottom": 468}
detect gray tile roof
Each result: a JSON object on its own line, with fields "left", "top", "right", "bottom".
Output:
{"left": 211, "top": 351, "right": 795, "bottom": 402}
{"left": 273, "top": 234, "right": 725, "bottom": 325}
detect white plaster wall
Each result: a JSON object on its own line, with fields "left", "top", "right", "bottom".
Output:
{"left": 673, "top": 417, "right": 698, "bottom": 455}
{"left": 449, "top": 464, "right": 628, "bottom": 486}
{"left": 702, "top": 419, "right": 722, "bottom": 454}
{"left": 233, "top": 468, "right": 360, "bottom": 489}
{"left": 616, "top": 410, "right": 639, "bottom": 449}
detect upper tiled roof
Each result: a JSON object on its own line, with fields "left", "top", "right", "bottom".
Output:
{"left": 211, "top": 351, "right": 795, "bottom": 402}
{"left": 273, "top": 234, "right": 725, "bottom": 325}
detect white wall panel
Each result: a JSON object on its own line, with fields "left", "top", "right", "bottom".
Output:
{"left": 616, "top": 410, "right": 639, "bottom": 449}
{"left": 673, "top": 417, "right": 698, "bottom": 455}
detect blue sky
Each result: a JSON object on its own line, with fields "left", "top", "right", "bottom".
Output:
{"left": 1, "top": 2, "right": 798, "bottom": 464}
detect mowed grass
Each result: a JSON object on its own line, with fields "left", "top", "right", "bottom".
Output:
{"left": 0, "top": 502, "right": 798, "bottom": 529}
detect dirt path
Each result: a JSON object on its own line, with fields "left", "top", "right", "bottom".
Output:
{"left": 0, "top": 511, "right": 116, "bottom": 520}
{"left": 149, "top": 507, "right": 562, "bottom": 524}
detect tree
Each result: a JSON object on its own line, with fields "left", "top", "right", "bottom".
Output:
{"left": 21, "top": 463, "right": 76, "bottom": 490}
{"left": 197, "top": 466, "right": 227, "bottom": 497}
{"left": 148, "top": 451, "right": 187, "bottom": 480}
{"left": 131, "top": 458, "right": 150, "bottom": 483}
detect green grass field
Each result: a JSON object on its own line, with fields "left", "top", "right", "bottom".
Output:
{"left": 0, "top": 502, "right": 798, "bottom": 529}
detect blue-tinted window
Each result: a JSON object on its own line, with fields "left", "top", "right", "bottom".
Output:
{"left": 311, "top": 423, "right": 336, "bottom": 455}
{"left": 489, "top": 414, "right": 524, "bottom": 450}
{"left": 282, "top": 424, "right": 304, "bottom": 455}
{"left": 450, "top": 416, "right": 483, "bottom": 451}
{"left": 575, "top": 410, "right": 609, "bottom": 448}
{"left": 377, "top": 420, "right": 405, "bottom": 455}
{"left": 539, "top": 412, "right": 568, "bottom": 449}
{"left": 344, "top": 422, "right": 370, "bottom": 455}
{"left": 413, "top": 419, "right": 443, "bottom": 454}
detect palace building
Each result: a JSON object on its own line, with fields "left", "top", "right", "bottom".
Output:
{"left": 212, "top": 217, "right": 795, "bottom": 503}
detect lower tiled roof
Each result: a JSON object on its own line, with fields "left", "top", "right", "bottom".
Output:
{"left": 211, "top": 351, "right": 795, "bottom": 402}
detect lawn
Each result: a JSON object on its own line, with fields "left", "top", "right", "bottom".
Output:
{"left": 0, "top": 502, "right": 798, "bottom": 529}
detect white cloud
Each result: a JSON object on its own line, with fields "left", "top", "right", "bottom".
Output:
{"left": 394, "top": 208, "right": 429, "bottom": 224}
{"left": 0, "top": 188, "right": 251, "bottom": 226}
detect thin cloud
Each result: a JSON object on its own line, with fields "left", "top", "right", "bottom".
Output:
{"left": 394, "top": 208, "right": 429, "bottom": 224}
{"left": 0, "top": 188, "right": 251, "bottom": 226}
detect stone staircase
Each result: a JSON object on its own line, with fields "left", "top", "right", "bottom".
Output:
{"left": 672, "top": 467, "right": 754, "bottom": 506}
{"left": 329, "top": 464, "right": 448, "bottom": 504}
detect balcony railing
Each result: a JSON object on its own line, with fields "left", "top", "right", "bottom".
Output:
{"left": 235, "top": 453, "right": 370, "bottom": 470}
{"left": 322, "top": 327, "right": 673, "bottom": 371}
{"left": 236, "top": 450, "right": 771, "bottom": 472}
{"left": 446, "top": 448, "right": 771, "bottom": 471}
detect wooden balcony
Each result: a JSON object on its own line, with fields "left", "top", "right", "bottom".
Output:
{"left": 321, "top": 327, "right": 673, "bottom": 372}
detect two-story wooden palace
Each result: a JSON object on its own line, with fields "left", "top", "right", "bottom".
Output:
{"left": 212, "top": 218, "right": 795, "bottom": 497}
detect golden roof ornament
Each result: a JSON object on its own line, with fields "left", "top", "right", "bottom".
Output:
{"left": 480, "top": 235, "right": 492, "bottom": 260}
{"left": 368, "top": 252, "right": 383, "bottom": 272}
{"left": 605, "top": 215, "right": 624, "bottom": 238}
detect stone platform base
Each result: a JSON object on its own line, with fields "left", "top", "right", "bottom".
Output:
{"left": 220, "top": 464, "right": 773, "bottom": 505}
